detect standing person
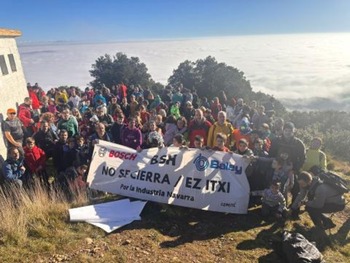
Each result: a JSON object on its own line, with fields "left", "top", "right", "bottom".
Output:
{"left": 110, "top": 113, "right": 126, "bottom": 144}
{"left": 18, "top": 97, "right": 36, "bottom": 138}
{"left": 271, "top": 117, "right": 284, "bottom": 139}
{"left": 212, "top": 133, "right": 230, "bottom": 152}
{"left": 170, "top": 133, "right": 184, "bottom": 148}
{"left": 119, "top": 83, "right": 128, "bottom": 100}
{"left": 33, "top": 120, "right": 58, "bottom": 158}
{"left": 28, "top": 86, "right": 41, "bottom": 116}
{"left": 290, "top": 171, "right": 345, "bottom": 229}
{"left": 75, "top": 135, "right": 90, "bottom": 166}
{"left": 129, "top": 95, "right": 139, "bottom": 117}
{"left": 302, "top": 137, "right": 327, "bottom": 172}
{"left": 121, "top": 117, "right": 142, "bottom": 149}
{"left": 206, "top": 111, "right": 234, "bottom": 148}
{"left": 2, "top": 108, "right": 25, "bottom": 155}
{"left": 120, "top": 96, "right": 131, "bottom": 118}
{"left": 68, "top": 88, "right": 81, "bottom": 109}
{"left": 211, "top": 97, "right": 223, "bottom": 121}
{"left": 57, "top": 109, "right": 79, "bottom": 138}
{"left": 235, "top": 138, "right": 254, "bottom": 157}
{"left": 107, "top": 96, "right": 119, "bottom": 116}
{"left": 192, "top": 135, "right": 204, "bottom": 149}
{"left": 251, "top": 105, "right": 270, "bottom": 130}
{"left": 188, "top": 109, "right": 212, "bottom": 147}
{"left": 269, "top": 122, "right": 306, "bottom": 202}
{"left": 176, "top": 116, "right": 188, "bottom": 141}
{"left": 2, "top": 147, "right": 26, "bottom": 187}
{"left": 95, "top": 105, "right": 114, "bottom": 131}
{"left": 226, "top": 98, "right": 237, "bottom": 124}
{"left": 53, "top": 129, "right": 69, "bottom": 175}
{"left": 89, "top": 122, "right": 112, "bottom": 146}
{"left": 183, "top": 101, "right": 196, "bottom": 123}
{"left": 163, "top": 115, "right": 178, "bottom": 146}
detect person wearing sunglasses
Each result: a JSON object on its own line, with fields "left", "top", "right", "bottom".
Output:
{"left": 2, "top": 108, "right": 25, "bottom": 156}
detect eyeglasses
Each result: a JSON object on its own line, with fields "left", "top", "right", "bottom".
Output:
{"left": 9, "top": 113, "right": 16, "bottom": 115}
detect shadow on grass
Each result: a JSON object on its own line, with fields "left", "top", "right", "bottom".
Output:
{"left": 330, "top": 217, "right": 350, "bottom": 246}
{"left": 236, "top": 221, "right": 286, "bottom": 262}
{"left": 110, "top": 202, "right": 270, "bottom": 248}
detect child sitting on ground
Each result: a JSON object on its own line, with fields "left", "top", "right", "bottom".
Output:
{"left": 271, "top": 156, "right": 294, "bottom": 205}
{"left": 251, "top": 180, "right": 287, "bottom": 219}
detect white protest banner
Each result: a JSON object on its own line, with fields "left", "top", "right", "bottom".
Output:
{"left": 87, "top": 141, "right": 251, "bottom": 214}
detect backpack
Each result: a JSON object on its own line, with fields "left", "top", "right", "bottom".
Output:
{"left": 309, "top": 165, "right": 349, "bottom": 195}
{"left": 281, "top": 231, "right": 324, "bottom": 263}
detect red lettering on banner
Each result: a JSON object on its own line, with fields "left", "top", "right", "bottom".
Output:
{"left": 109, "top": 150, "right": 137, "bottom": 160}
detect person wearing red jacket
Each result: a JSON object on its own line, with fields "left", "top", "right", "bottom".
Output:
{"left": 28, "top": 86, "right": 41, "bottom": 113}
{"left": 23, "top": 137, "right": 47, "bottom": 180}
{"left": 18, "top": 97, "right": 37, "bottom": 137}
{"left": 188, "top": 109, "right": 212, "bottom": 147}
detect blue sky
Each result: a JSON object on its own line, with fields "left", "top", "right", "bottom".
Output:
{"left": 1, "top": 0, "right": 350, "bottom": 42}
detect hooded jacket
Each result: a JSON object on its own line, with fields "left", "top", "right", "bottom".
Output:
{"left": 23, "top": 145, "right": 46, "bottom": 174}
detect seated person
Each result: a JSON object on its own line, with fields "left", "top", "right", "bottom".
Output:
{"left": 251, "top": 180, "right": 287, "bottom": 219}
{"left": 2, "top": 147, "right": 26, "bottom": 187}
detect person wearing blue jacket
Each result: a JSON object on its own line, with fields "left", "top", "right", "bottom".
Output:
{"left": 2, "top": 147, "right": 26, "bottom": 187}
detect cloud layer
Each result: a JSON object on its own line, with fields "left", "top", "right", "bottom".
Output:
{"left": 19, "top": 33, "right": 350, "bottom": 111}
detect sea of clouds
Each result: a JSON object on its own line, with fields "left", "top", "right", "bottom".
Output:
{"left": 19, "top": 33, "right": 350, "bottom": 111}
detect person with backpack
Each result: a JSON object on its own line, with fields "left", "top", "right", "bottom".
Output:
{"left": 290, "top": 171, "right": 346, "bottom": 229}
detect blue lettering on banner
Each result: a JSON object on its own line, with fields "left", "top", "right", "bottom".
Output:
{"left": 193, "top": 154, "right": 242, "bottom": 174}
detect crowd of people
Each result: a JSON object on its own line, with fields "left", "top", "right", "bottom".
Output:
{"left": 1, "top": 82, "right": 346, "bottom": 229}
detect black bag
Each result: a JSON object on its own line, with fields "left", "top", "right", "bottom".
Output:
{"left": 309, "top": 166, "right": 349, "bottom": 195}
{"left": 281, "top": 231, "right": 324, "bottom": 263}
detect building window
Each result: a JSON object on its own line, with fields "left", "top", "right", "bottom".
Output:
{"left": 0, "top": 55, "right": 9, "bottom": 75}
{"left": 8, "top": 54, "right": 17, "bottom": 72}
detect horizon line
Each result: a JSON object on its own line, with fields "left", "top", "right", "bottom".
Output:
{"left": 17, "top": 31, "right": 350, "bottom": 46}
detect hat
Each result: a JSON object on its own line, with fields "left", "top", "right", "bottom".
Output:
{"left": 284, "top": 122, "right": 295, "bottom": 130}
{"left": 7, "top": 108, "right": 16, "bottom": 114}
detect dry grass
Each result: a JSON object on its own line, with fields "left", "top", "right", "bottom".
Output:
{"left": 0, "top": 179, "right": 87, "bottom": 245}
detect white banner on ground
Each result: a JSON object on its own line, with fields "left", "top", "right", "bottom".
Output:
{"left": 87, "top": 141, "right": 250, "bottom": 214}
{"left": 69, "top": 199, "right": 147, "bottom": 233}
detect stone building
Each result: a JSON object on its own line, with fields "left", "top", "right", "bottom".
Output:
{"left": 0, "top": 28, "right": 28, "bottom": 160}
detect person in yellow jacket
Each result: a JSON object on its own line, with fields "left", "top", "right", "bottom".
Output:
{"left": 302, "top": 137, "right": 327, "bottom": 171}
{"left": 207, "top": 111, "right": 234, "bottom": 148}
{"left": 55, "top": 88, "right": 69, "bottom": 105}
